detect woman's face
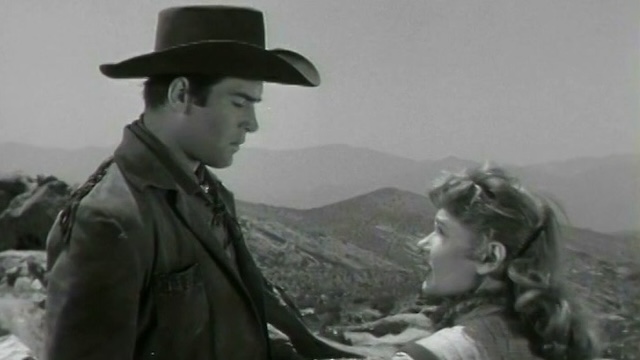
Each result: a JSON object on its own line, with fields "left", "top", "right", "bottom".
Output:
{"left": 418, "top": 208, "right": 481, "bottom": 297}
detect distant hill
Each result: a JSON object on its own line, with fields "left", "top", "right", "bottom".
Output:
{"left": 222, "top": 145, "right": 423, "bottom": 208}
{"left": 1, "top": 142, "right": 637, "bottom": 232}
{"left": 225, "top": 148, "right": 640, "bottom": 234}
{"left": 240, "top": 188, "right": 435, "bottom": 271}
{"left": 0, "top": 142, "right": 113, "bottom": 186}
{"left": 610, "top": 230, "right": 640, "bottom": 239}
{"left": 507, "top": 154, "right": 640, "bottom": 234}
{"left": 227, "top": 149, "right": 639, "bottom": 234}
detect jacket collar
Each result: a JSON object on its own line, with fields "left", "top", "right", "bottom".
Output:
{"left": 114, "top": 119, "right": 199, "bottom": 192}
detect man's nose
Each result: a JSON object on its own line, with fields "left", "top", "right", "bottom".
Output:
{"left": 245, "top": 110, "right": 259, "bottom": 133}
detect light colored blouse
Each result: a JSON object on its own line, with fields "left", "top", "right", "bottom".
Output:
{"left": 391, "top": 305, "right": 544, "bottom": 360}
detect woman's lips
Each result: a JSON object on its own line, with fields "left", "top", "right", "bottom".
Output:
{"left": 423, "top": 262, "right": 433, "bottom": 283}
{"left": 424, "top": 261, "right": 433, "bottom": 274}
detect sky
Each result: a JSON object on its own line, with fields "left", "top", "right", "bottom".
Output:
{"left": 0, "top": 0, "right": 638, "bottom": 165}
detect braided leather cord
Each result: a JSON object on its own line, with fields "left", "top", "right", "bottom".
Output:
{"left": 58, "top": 156, "right": 115, "bottom": 244}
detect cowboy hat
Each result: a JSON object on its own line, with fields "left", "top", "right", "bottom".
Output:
{"left": 99, "top": 6, "right": 320, "bottom": 86}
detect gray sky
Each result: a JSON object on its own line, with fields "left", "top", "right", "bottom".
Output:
{"left": 0, "top": 0, "right": 638, "bottom": 165}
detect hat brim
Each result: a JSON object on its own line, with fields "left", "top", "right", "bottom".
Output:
{"left": 99, "top": 41, "right": 320, "bottom": 87}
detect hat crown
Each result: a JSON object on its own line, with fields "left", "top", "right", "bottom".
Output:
{"left": 100, "top": 5, "right": 319, "bottom": 86}
{"left": 155, "top": 6, "right": 266, "bottom": 51}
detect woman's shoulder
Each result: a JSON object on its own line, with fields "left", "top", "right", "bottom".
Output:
{"left": 393, "top": 325, "right": 489, "bottom": 360}
{"left": 456, "top": 308, "right": 528, "bottom": 343}
{"left": 393, "top": 309, "right": 543, "bottom": 360}
{"left": 458, "top": 309, "right": 544, "bottom": 357}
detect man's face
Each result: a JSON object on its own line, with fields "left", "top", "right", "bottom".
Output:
{"left": 177, "top": 77, "right": 263, "bottom": 168}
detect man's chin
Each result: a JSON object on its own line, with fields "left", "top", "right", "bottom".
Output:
{"left": 206, "top": 158, "right": 233, "bottom": 169}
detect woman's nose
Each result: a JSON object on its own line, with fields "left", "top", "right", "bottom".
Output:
{"left": 417, "top": 234, "right": 433, "bottom": 253}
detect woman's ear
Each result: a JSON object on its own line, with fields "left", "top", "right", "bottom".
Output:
{"left": 475, "top": 241, "right": 507, "bottom": 275}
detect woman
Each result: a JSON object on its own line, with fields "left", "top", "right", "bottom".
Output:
{"left": 393, "top": 165, "right": 601, "bottom": 360}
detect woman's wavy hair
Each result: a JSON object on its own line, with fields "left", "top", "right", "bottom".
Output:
{"left": 427, "top": 164, "right": 601, "bottom": 360}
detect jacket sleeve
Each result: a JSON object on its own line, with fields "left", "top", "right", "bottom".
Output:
{"left": 45, "top": 206, "right": 144, "bottom": 360}
{"left": 262, "top": 277, "right": 367, "bottom": 359}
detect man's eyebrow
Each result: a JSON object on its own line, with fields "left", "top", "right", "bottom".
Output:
{"left": 232, "top": 92, "right": 262, "bottom": 103}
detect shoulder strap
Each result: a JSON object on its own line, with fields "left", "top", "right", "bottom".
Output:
{"left": 59, "top": 156, "right": 115, "bottom": 245}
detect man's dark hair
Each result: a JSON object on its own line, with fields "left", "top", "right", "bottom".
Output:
{"left": 142, "top": 74, "right": 224, "bottom": 109}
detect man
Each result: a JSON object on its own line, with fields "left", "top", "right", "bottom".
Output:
{"left": 45, "top": 6, "right": 362, "bottom": 360}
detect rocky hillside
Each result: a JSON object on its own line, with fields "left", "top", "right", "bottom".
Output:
{"left": 0, "top": 251, "right": 46, "bottom": 360}
{"left": 0, "top": 175, "right": 71, "bottom": 252}
{"left": 239, "top": 188, "right": 434, "bottom": 272}
{"left": 240, "top": 215, "right": 416, "bottom": 313}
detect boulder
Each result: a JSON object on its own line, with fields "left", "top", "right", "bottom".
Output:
{"left": 29, "top": 281, "right": 43, "bottom": 292}
{"left": 0, "top": 180, "right": 70, "bottom": 251}
{"left": 0, "top": 175, "right": 36, "bottom": 215}
{"left": 5, "top": 268, "right": 21, "bottom": 287}
{"left": 25, "top": 259, "right": 46, "bottom": 288}
{"left": 339, "top": 307, "right": 384, "bottom": 326}
{"left": 0, "top": 334, "right": 36, "bottom": 360}
{"left": 0, "top": 251, "right": 47, "bottom": 293}
{"left": 13, "top": 278, "right": 32, "bottom": 294}
{"left": 0, "top": 298, "right": 45, "bottom": 359}
{"left": 0, "top": 252, "right": 46, "bottom": 274}
{"left": 30, "top": 294, "right": 46, "bottom": 311}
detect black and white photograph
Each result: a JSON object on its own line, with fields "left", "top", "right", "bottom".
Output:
{"left": 0, "top": 1, "right": 638, "bottom": 359}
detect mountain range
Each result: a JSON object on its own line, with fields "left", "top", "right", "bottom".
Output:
{"left": 0, "top": 142, "right": 637, "bottom": 233}
{"left": 239, "top": 187, "right": 640, "bottom": 269}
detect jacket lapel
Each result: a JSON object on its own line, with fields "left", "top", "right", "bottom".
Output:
{"left": 216, "top": 185, "right": 269, "bottom": 325}
{"left": 233, "top": 234, "right": 268, "bottom": 322}
{"left": 170, "top": 190, "right": 264, "bottom": 324}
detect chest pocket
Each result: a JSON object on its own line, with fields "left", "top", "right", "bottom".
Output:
{"left": 150, "top": 262, "right": 210, "bottom": 360}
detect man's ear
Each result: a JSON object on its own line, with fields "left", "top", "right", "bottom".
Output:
{"left": 167, "top": 77, "right": 192, "bottom": 113}
{"left": 475, "top": 241, "right": 507, "bottom": 275}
